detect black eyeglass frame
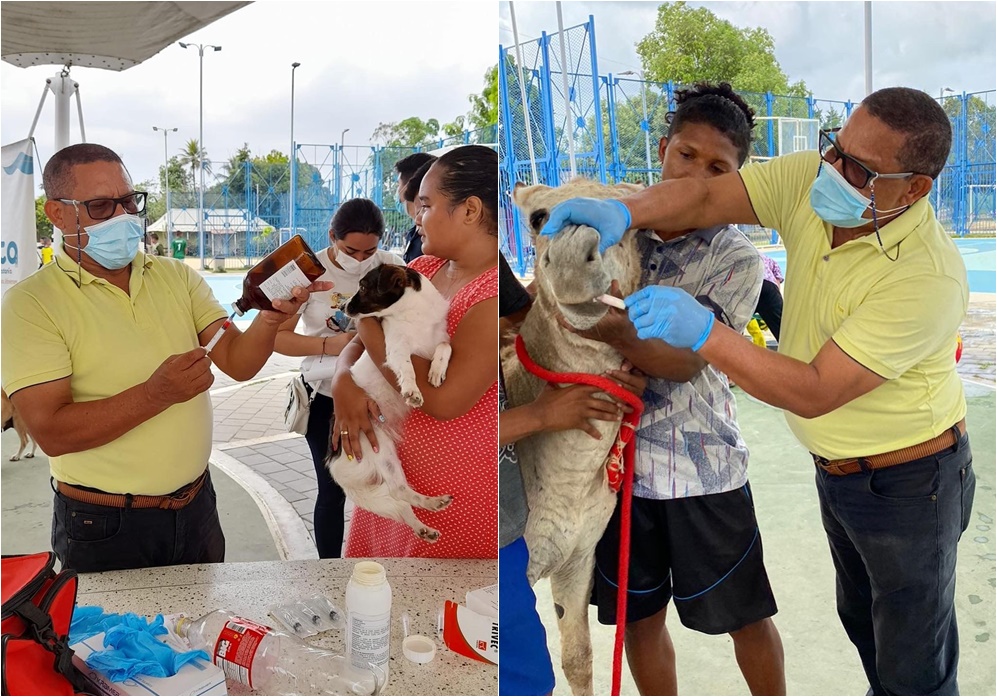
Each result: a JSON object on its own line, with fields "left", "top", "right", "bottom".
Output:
{"left": 818, "top": 129, "right": 914, "bottom": 190}
{"left": 54, "top": 191, "right": 148, "bottom": 221}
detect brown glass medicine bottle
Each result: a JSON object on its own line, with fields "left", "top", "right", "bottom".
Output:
{"left": 232, "top": 235, "right": 326, "bottom": 315}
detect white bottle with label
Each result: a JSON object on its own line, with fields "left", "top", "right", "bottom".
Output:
{"left": 345, "top": 561, "right": 392, "bottom": 686}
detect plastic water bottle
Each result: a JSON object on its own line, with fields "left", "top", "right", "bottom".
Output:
{"left": 345, "top": 562, "right": 392, "bottom": 685}
{"left": 176, "top": 609, "right": 381, "bottom": 695}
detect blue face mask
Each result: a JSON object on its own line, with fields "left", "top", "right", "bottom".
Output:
{"left": 810, "top": 161, "right": 908, "bottom": 228}
{"left": 66, "top": 214, "right": 144, "bottom": 270}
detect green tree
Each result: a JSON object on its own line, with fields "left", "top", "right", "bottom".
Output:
{"left": 178, "top": 138, "right": 212, "bottom": 190}
{"left": 941, "top": 94, "right": 996, "bottom": 164}
{"left": 469, "top": 64, "right": 499, "bottom": 130}
{"left": 636, "top": 2, "right": 808, "bottom": 97}
{"left": 137, "top": 179, "right": 166, "bottom": 224}
{"left": 35, "top": 195, "right": 53, "bottom": 240}
{"left": 442, "top": 115, "right": 466, "bottom": 138}
{"left": 371, "top": 117, "right": 442, "bottom": 148}
{"left": 158, "top": 155, "right": 193, "bottom": 197}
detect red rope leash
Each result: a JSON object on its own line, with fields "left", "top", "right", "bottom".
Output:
{"left": 514, "top": 334, "right": 643, "bottom": 696}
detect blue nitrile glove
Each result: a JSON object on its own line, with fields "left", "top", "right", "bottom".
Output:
{"left": 539, "top": 197, "right": 632, "bottom": 254}
{"left": 625, "top": 286, "right": 716, "bottom": 351}
{"left": 69, "top": 607, "right": 209, "bottom": 682}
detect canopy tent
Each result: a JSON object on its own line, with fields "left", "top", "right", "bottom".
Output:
{"left": 1, "top": 2, "right": 250, "bottom": 71}
{"left": 147, "top": 208, "right": 270, "bottom": 235}
{"left": 1, "top": 1, "right": 251, "bottom": 269}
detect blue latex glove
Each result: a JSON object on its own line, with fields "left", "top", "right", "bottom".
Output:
{"left": 539, "top": 197, "right": 632, "bottom": 254}
{"left": 69, "top": 606, "right": 209, "bottom": 682}
{"left": 625, "top": 286, "right": 716, "bottom": 351}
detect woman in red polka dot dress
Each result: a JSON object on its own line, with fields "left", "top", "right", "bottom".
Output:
{"left": 330, "top": 145, "right": 498, "bottom": 559}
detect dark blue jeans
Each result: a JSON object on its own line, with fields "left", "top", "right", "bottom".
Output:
{"left": 51, "top": 470, "right": 225, "bottom": 573}
{"left": 304, "top": 393, "right": 347, "bottom": 558}
{"left": 816, "top": 431, "right": 975, "bottom": 696}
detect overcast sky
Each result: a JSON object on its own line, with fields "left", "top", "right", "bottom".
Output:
{"left": 499, "top": 1, "right": 996, "bottom": 104}
{"left": 4, "top": 1, "right": 994, "bottom": 191}
{"left": 1, "top": 1, "right": 497, "bottom": 189}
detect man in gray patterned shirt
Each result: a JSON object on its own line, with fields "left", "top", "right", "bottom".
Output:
{"left": 573, "top": 83, "right": 785, "bottom": 695}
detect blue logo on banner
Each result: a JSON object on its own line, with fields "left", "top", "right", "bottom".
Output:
{"left": 3, "top": 152, "right": 33, "bottom": 175}
{"left": 1, "top": 241, "right": 19, "bottom": 266}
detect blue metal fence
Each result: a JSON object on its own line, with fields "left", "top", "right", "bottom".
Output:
{"left": 499, "top": 16, "right": 996, "bottom": 275}
{"left": 164, "top": 126, "right": 497, "bottom": 267}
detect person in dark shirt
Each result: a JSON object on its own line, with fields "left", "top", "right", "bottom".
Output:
{"left": 394, "top": 152, "right": 437, "bottom": 264}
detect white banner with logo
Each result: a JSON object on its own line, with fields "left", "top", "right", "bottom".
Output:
{"left": 1, "top": 139, "right": 38, "bottom": 296}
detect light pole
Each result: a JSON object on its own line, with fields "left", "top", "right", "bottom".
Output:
{"left": 152, "top": 126, "right": 178, "bottom": 252}
{"left": 937, "top": 87, "right": 955, "bottom": 213}
{"left": 290, "top": 62, "right": 301, "bottom": 239}
{"left": 620, "top": 70, "right": 654, "bottom": 185}
{"left": 338, "top": 128, "right": 350, "bottom": 206}
{"left": 179, "top": 41, "right": 222, "bottom": 269}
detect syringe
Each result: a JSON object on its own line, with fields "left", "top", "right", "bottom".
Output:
{"left": 204, "top": 311, "right": 236, "bottom": 354}
{"left": 594, "top": 294, "right": 627, "bottom": 310}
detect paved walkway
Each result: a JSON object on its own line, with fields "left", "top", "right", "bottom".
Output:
{"left": 204, "top": 294, "right": 995, "bottom": 562}
{"left": 4, "top": 294, "right": 992, "bottom": 563}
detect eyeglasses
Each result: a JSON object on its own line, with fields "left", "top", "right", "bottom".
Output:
{"left": 819, "top": 130, "right": 913, "bottom": 190}
{"left": 55, "top": 192, "right": 147, "bottom": 221}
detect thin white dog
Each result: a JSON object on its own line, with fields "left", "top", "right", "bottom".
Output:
{"left": 327, "top": 264, "right": 454, "bottom": 541}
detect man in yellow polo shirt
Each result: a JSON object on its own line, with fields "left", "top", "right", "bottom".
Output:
{"left": 1, "top": 143, "right": 330, "bottom": 574}
{"left": 540, "top": 87, "right": 973, "bottom": 695}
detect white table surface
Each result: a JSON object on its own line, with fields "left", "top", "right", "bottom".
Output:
{"left": 76, "top": 558, "right": 498, "bottom": 696}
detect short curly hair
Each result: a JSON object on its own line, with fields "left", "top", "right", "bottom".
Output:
{"left": 861, "top": 87, "right": 952, "bottom": 179}
{"left": 668, "top": 82, "right": 756, "bottom": 166}
{"left": 43, "top": 143, "right": 127, "bottom": 199}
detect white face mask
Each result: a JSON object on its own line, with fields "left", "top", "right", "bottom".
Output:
{"left": 335, "top": 247, "right": 379, "bottom": 277}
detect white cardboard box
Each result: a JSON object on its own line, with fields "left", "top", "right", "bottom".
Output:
{"left": 465, "top": 584, "right": 498, "bottom": 619}
{"left": 71, "top": 632, "right": 227, "bottom": 696}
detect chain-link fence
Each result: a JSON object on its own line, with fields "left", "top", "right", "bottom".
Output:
{"left": 499, "top": 16, "right": 996, "bottom": 275}
{"left": 151, "top": 125, "right": 497, "bottom": 270}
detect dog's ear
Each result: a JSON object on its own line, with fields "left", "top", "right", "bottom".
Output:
{"left": 376, "top": 264, "right": 413, "bottom": 295}
{"left": 404, "top": 267, "right": 422, "bottom": 291}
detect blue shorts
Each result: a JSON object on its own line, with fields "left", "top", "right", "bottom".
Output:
{"left": 499, "top": 538, "right": 555, "bottom": 696}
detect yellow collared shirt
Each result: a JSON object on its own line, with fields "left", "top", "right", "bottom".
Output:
{"left": 1, "top": 251, "right": 228, "bottom": 494}
{"left": 739, "top": 150, "right": 968, "bottom": 459}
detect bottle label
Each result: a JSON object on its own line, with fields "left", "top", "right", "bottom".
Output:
{"left": 347, "top": 610, "right": 390, "bottom": 673}
{"left": 259, "top": 260, "right": 312, "bottom": 303}
{"left": 213, "top": 617, "right": 269, "bottom": 689}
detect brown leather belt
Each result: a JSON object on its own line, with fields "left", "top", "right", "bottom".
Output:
{"left": 55, "top": 469, "right": 208, "bottom": 510}
{"left": 812, "top": 420, "right": 966, "bottom": 476}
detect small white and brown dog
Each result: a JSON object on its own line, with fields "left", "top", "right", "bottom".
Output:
{"left": 2, "top": 389, "right": 37, "bottom": 462}
{"left": 327, "top": 264, "right": 454, "bottom": 542}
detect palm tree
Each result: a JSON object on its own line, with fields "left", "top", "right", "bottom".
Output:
{"left": 178, "top": 138, "right": 212, "bottom": 190}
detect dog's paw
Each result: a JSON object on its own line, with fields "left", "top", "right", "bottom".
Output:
{"left": 428, "top": 364, "right": 448, "bottom": 387}
{"left": 429, "top": 494, "right": 453, "bottom": 511}
{"left": 24, "top": 453, "right": 34, "bottom": 459}
{"left": 402, "top": 388, "right": 424, "bottom": 408}
{"left": 9, "top": 456, "right": 19, "bottom": 462}
{"left": 417, "top": 526, "right": 441, "bottom": 543}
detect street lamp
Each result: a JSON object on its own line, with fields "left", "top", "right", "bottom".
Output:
{"left": 179, "top": 41, "right": 222, "bottom": 269}
{"left": 338, "top": 128, "right": 350, "bottom": 205}
{"left": 620, "top": 70, "right": 655, "bottom": 185}
{"left": 152, "top": 126, "right": 178, "bottom": 253}
{"left": 290, "top": 62, "right": 301, "bottom": 240}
